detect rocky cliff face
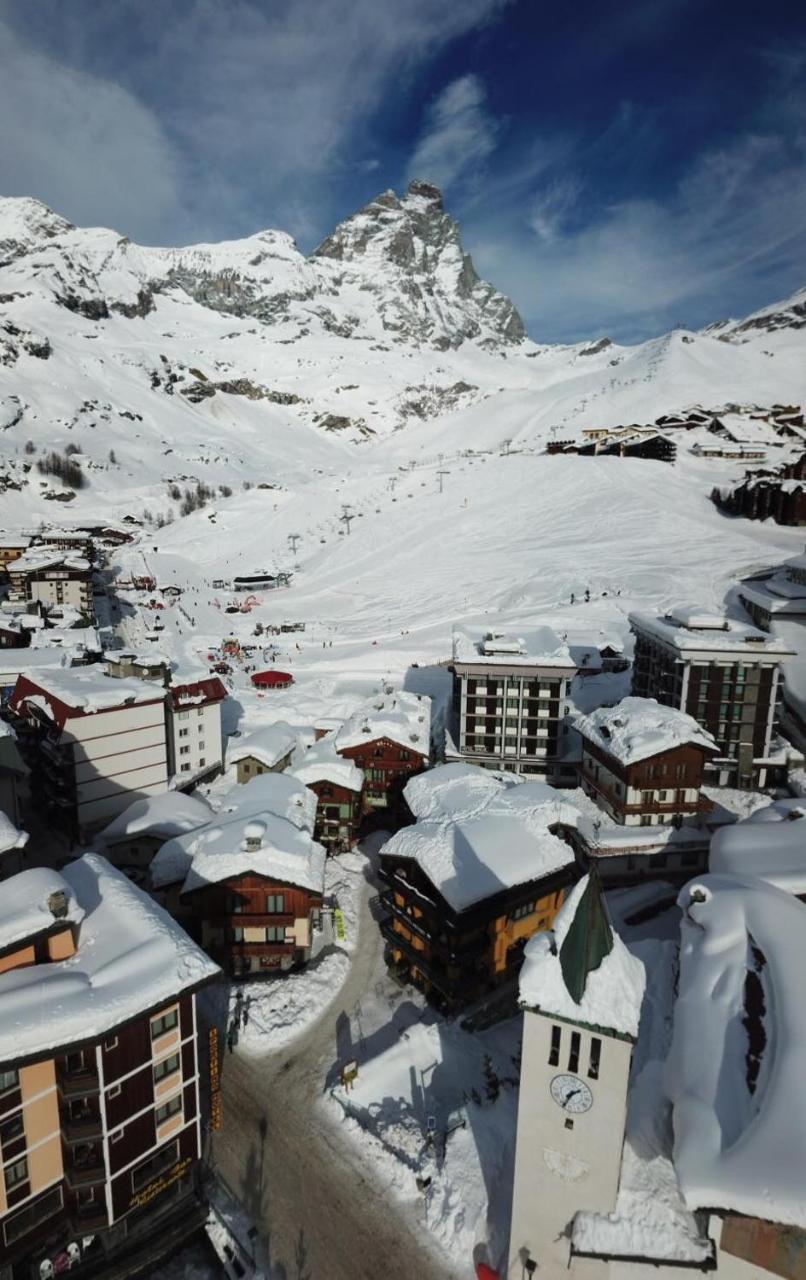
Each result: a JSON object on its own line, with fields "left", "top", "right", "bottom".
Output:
{"left": 312, "top": 180, "right": 524, "bottom": 348}
{"left": 0, "top": 183, "right": 524, "bottom": 353}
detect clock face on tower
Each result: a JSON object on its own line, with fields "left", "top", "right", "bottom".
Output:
{"left": 550, "top": 1073, "right": 594, "bottom": 1114}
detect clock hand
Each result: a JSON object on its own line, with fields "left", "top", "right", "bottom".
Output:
{"left": 564, "top": 1089, "right": 581, "bottom": 1107}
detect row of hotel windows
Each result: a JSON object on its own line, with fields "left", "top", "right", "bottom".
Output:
{"left": 465, "top": 679, "right": 562, "bottom": 696}
{"left": 229, "top": 926, "right": 289, "bottom": 943}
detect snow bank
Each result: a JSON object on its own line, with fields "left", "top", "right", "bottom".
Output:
{"left": 668, "top": 874, "right": 806, "bottom": 1227}
{"left": 99, "top": 790, "right": 213, "bottom": 845}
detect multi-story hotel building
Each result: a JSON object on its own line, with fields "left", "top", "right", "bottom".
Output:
{"left": 379, "top": 764, "right": 578, "bottom": 1010}
{"left": 166, "top": 678, "right": 227, "bottom": 784}
{"left": 448, "top": 629, "right": 577, "bottom": 783}
{"left": 9, "top": 670, "right": 169, "bottom": 841}
{"left": 7, "top": 551, "right": 94, "bottom": 621}
{"left": 630, "top": 607, "right": 794, "bottom": 789}
{"left": 0, "top": 856, "right": 220, "bottom": 1280}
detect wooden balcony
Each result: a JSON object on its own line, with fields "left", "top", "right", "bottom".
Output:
{"left": 58, "top": 1069, "right": 100, "bottom": 1099}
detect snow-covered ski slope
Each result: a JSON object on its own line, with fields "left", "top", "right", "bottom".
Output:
{"left": 0, "top": 189, "right": 805, "bottom": 720}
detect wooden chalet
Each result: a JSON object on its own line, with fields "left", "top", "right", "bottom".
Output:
{"left": 378, "top": 765, "right": 578, "bottom": 1011}
{"left": 334, "top": 689, "right": 431, "bottom": 822}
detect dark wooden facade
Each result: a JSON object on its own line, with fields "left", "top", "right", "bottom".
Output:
{"left": 305, "top": 779, "right": 362, "bottom": 853}
{"left": 580, "top": 737, "right": 714, "bottom": 825}
{"left": 337, "top": 736, "right": 426, "bottom": 821}
{"left": 184, "top": 872, "right": 323, "bottom": 977}
{"left": 378, "top": 852, "right": 575, "bottom": 1012}
{"left": 713, "top": 453, "right": 806, "bottom": 525}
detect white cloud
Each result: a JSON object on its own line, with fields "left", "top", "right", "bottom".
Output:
{"left": 0, "top": 21, "right": 187, "bottom": 242}
{"left": 0, "top": 0, "right": 510, "bottom": 243}
{"left": 467, "top": 128, "right": 806, "bottom": 342}
{"left": 407, "top": 74, "right": 498, "bottom": 191}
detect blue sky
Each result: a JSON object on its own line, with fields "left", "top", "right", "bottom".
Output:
{"left": 1, "top": 0, "right": 804, "bottom": 342}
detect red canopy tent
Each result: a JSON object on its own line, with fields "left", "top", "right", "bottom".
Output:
{"left": 251, "top": 670, "right": 294, "bottom": 690}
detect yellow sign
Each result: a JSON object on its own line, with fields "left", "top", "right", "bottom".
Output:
{"left": 334, "top": 909, "right": 347, "bottom": 942}
{"left": 129, "top": 1156, "right": 192, "bottom": 1210}
{"left": 209, "top": 1026, "right": 222, "bottom": 1131}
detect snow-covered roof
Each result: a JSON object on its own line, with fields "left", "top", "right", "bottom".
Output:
{"left": 709, "top": 800, "right": 806, "bottom": 894}
{"left": 0, "top": 867, "right": 76, "bottom": 953}
{"left": 0, "top": 855, "right": 219, "bottom": 1062}
{"left": 151, "top": 772, "right": 318, "bottom": 888}
{"left": 99, "top": 790, "right": 213, "bottom": 846}
{"left": 453, "top": 626, "right": 576, "bottom": 670}
{"left": 11, "top": 668, "right": 165, "bottom": 718}
{"left": 227, "top": 721, "right": 298, "bottom": 769}
{"left": 180, "top": 810, "right": 326, "bottom": 896}
{"left": 10, "top": 548, "right": 90, "bottom": 574}
{"left": 576, "top": 696, "right": 716, "bottom": 766}
{"left": 291, "top": 733, "right": 363, "bottom": 792}
{"left": 668, "top": 875, "right": 806, "bottom": 1228}
{"left": 630, "top": 609, "right": 793, "bottom": 656}
{"left": 739, "top": 576, "right": 806, "bottom": 615}
{"left": 518, "top": 875, "right": 646, "bottom": 1038}
{"left": 219, "top": 771, "right": 318, "bottom": 832}
{"left": 335, "top": 688, "right": 431, "bottom": 755}
{"left": 382, "top": 763, "right": 577, "bottom": 912}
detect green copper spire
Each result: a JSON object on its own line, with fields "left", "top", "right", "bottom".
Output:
{"left": 559, "top": 871, "right": 614, "bottom": 1005}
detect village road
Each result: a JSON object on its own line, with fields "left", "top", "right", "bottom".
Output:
{"left": 212, "top": 875, "right": 459, "bottom": 1280}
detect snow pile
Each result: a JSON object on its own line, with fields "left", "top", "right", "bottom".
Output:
{"left": 575, "top": 696, "right": 716, "bottom": 766}
{"left": 99, "top": 790, "right": 213, "bottom": 845}
{"left": 668, "top": 874, "right": 806, "bottom": 1227}
{"left": 383, "top": 763, "right": 577, "bottom": 912}
{"left": 0, "top": 811, "right": 28, "bottom": 858}
{"left": 332, "top": 1008, "right": 521, "bottom": 1268}
{"left": 291, "top": 731, "right": 363, "bottom": 792}
{"left": 519, "top": 876, "right": 646, "bottom": 1038}
{"left": 0, "top": 854, "right": 219, "bottom": 1060}
{"left": 709, "top": 799, "right": 806, "bottom": 894}
{"left": 335, "top": 688, "right": 431, "bottom": 756}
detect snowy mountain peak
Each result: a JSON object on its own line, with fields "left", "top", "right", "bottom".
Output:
{"left": 0, "top": 196, "right": 76, "bottom": 264}
{"left": 312, "top": 180, "right": 524, "bottom": 348}
{"left": 705, "top": 285, "right": 806, "bottom": 342}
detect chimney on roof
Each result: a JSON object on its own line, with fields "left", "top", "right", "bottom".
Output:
{"left": 48, "top": 889, "right": 69, "bottom": 919}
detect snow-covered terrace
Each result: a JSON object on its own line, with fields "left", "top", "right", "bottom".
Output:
{"left": 452, "top": 626, "right": 576, "bottom": 670}
{"left": 0, "top": 855, "right": 219, "bottom": 1062}
{"left": 630, "top": 607, "right": 793, "bottom": 656}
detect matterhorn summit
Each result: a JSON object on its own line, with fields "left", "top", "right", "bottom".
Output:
{"left": 312, "top": 179, "right": 525, "bottom": 349}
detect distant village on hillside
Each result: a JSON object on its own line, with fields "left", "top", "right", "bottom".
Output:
{"left": 2, "top": 431, "right": 806, "bottom": 1280}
